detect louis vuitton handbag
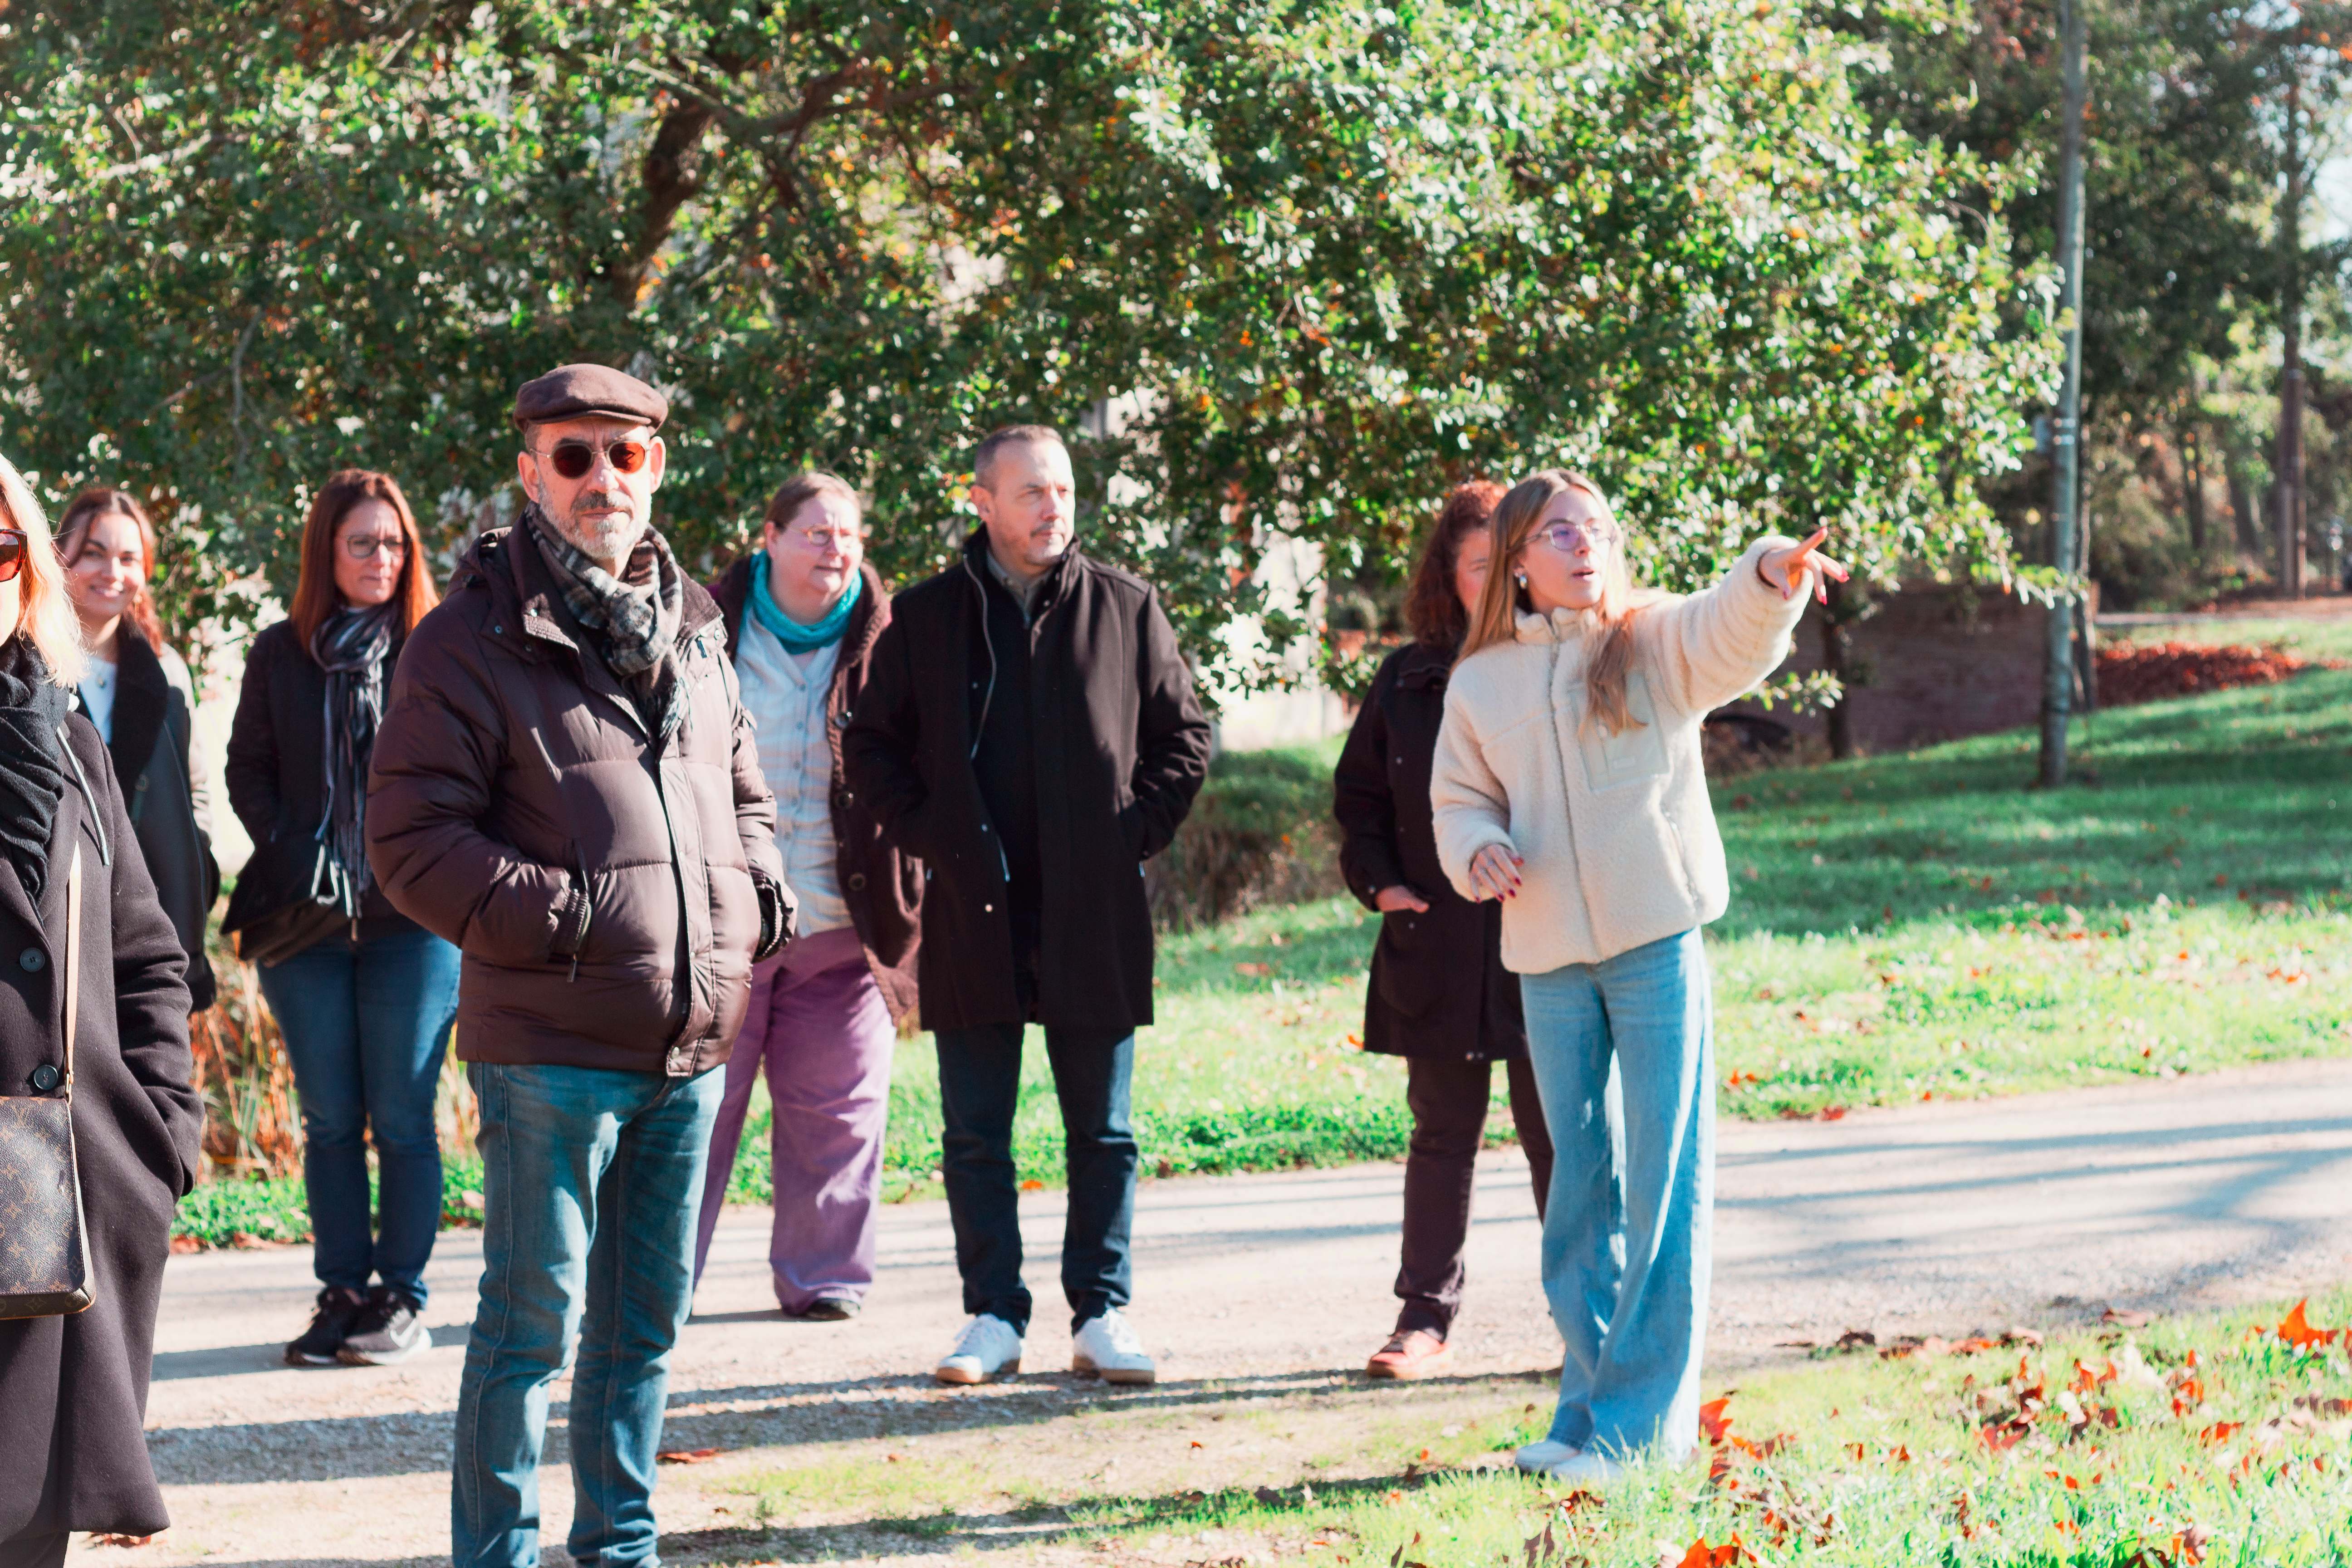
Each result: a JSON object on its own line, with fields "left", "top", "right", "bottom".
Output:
{"left": 0, "top": 844, "right": 97, "bottom": 1319}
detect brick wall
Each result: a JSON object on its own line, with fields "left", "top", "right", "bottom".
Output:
{"left": 1716, "top": 583, "right": 2084, "bottom": 752}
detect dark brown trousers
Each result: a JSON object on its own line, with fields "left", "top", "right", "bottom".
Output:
{"left": 1394, "top": 1055, "right": 1554, "bottom": 1340}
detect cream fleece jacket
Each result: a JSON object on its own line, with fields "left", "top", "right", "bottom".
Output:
{"left": 1431, "top": 538, "right": 1809, "bottom": 975}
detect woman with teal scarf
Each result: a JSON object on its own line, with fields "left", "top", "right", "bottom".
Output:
{"left": 696, "top": 471, "right": 923, "bottom": 1321}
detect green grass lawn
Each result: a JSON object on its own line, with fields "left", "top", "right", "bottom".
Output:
{"left": 174, "top": 640, "right": 2352, "bottom": 1242}
{"left": 697, "top": 1287, "right": 2352, "bottom": 1566}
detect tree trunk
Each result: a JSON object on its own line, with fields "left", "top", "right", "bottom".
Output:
{"left": 2228, "top": 462, "right": 2260, "bottom": 555}
{"left": 2182, "top": 423, "right": 2206, "bottom": 553}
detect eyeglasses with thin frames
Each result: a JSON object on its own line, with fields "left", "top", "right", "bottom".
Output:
{"left": 1533, "top": 520, "right": 1618, "bottom": 552}
{"left": 342, "top": 534, "right": 411, "bottom": 561}
{"left": 780, "top": 522, "right": 866, "bottom": 550}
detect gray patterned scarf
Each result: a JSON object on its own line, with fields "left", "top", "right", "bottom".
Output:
{"left": 526, "top": 506, "right": 685, "bottom": 737}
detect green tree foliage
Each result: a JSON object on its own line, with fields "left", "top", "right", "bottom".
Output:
{"left": 0, "top": 0, "right": 2053, "bottom": 687}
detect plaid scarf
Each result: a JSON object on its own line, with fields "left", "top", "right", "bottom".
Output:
{"left": 527, "top": 507, "right": 686, "bottom": 737}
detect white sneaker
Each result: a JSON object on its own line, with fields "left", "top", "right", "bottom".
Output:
{"left": 1514, "top": 1441, "right": 1626, "bottom": 1483}
{"left": 935, "top": 1313, "right": 1023, "bottom": 1385}
{"left": 1072, "top": 1307, "right": 1156, "bottom": 1385}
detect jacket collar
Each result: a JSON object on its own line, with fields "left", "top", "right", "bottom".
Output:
{"left": 461, "top": 521, "right": 722, "bottom": 658}
{"left": 960, "top": 526, "right": 1080, "bottom": 613}
{"left": 1514, "top": 604, "right": 1606, "bottom": 643}
{"left": 99, "top": 621, "right": 171, "bottom": 786}
{"left": 1391, "top": 641, "right": 1456, "bottom": 690}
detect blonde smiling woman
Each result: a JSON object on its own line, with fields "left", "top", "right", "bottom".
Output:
{"left": 0, "top": 455, "right": 201, "bottom": 1568}
{"left": 1430, "top": 469, "right": 1843, "bottom": 1481}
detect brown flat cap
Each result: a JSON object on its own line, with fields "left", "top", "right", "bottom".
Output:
{"left": 512, "top": 363, "right": 668, "bottom": 431}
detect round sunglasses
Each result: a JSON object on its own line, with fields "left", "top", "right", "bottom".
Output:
{"left": 538, "top": 436, "right": 652, "bottom": 481}
{"left": 0, "top": 528, "right": 25, "bottom": 583}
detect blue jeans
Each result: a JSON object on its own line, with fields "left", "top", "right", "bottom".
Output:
{"left": 1519, "top": 928, "right": 1713, "bottom": 1461}
{"left": 933, "top": 1025, "right": 1136, "bottom": 1335}
{"left": 452, "top": 1062, "right": 723, "bottom": 1568}
{"left": 258, "top": 924, "right": 460, "bottom": 1303}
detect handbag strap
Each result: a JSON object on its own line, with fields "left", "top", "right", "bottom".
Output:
{"left": 64, "top": 843, "right": 82, "bottom": 1087}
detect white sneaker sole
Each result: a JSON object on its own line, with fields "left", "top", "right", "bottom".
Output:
{"left": 1073, "top": 1353, "right": 1155, "bottom": 1386}
{"left": 936, "top": 1357, "right": 1020, "bottom": 1385}
{"left": 337, "top": 1332, "right": 428, "bottom": 1367}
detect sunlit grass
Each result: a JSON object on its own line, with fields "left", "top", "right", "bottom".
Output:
{"left": 700, "top": 1289, "right": 2352, "bottom": 1566}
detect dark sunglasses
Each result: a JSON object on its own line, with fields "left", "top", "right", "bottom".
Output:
{"left": 541, "top": 436, "right": 652, "bottom": 481}
{"left": 0, "top": 528, "right": 24, "bottom": 583}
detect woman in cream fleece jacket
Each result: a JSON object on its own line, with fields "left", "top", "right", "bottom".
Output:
{"left": 1430, "top": 470, "right": 1842, "bottom": 1480}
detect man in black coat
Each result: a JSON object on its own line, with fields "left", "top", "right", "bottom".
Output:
{"left": 844, "top": 424, "right": 1210, "bottom": 1387}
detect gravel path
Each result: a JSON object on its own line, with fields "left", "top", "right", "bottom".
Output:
{"left": 105, "top": 1058, "right": 2352, "bottom": 1568}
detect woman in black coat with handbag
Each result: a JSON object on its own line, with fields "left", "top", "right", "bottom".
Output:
{"left": 1333, "top": 480, "right": 1554, "bottom": 1381}
{"left": 0, "top": 457, "right": 203, "bottom": 1568}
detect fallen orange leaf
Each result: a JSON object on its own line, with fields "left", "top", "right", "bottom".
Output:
{"left": 1019, "top": 1179, "right": 1044, "bottom": 1191}
{"left": 1699, "top": 1395, "right": 1734, "bottom": 1444}
{"left": 2197, "top": 1421, "right": 2241, "bottom": 1445}
{"left": 656, "top": 1448, "right": 720, "bottom": 1464}
{"left": 2274, "top": 1299, "right": 2341, "bottom": 1351}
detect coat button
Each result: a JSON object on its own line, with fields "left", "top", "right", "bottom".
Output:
{"left": 29, "top": 1063, "right": 61, "bottom": 1093}
{"left": 19, "top": 948, "right": 44, "bottom": 973}
{"left": 847, "top": 872, "right": 867, "bottom": 891}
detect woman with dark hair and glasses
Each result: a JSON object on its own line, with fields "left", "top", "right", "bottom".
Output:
{"left": 53, "top": 489, "right": 220, "bottom": 1014}
{"left": 1332, "top": 481, "right": 1553, "bottom": 1382}
{"left": 222, "top": 470, "right": 458, "bottom": 1369}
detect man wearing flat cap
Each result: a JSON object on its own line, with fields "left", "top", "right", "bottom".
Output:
{"left": 367, "top": 363, "right": 793, "bottom": 1568}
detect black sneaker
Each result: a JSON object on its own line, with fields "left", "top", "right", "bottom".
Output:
{"left": 798, "top": 1296, "right": 861, "bottom": 1322}
{"left": 338, "top": 1287, "right": 429, "bottom": 1366}
{"left": 284, "top": 1285, "right": 369, "bottom": 1366}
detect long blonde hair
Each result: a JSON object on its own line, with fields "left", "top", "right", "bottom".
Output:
{"left": 1460, "top": 468, "right": 1655, "bottom": 735}
{"left": 0, "top": 456, "right": 88, "bottom": 686}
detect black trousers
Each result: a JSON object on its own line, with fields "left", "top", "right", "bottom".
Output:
{"left": 934, "top": 1023, "right": 1137, "bottom": 1336}
{"left": 1394, "top": 1055, "right": 1554, "bottom": 1339}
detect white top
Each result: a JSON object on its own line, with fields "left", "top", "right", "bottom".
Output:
{"left": 1430, "top": 538, "right": 1809, "bottom": 974}
{"left": 77, "top": 658, "right": 119, "bottom": 744}
{"left": 734, "top": 609, "right": 848, "bottom": 936}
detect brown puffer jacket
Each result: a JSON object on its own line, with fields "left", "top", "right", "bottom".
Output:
{"left": 366, "top": 523, "right": 789, "bottom": 1077}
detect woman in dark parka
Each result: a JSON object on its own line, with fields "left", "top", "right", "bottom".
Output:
{"left": 0, "top": 457, "right": 202, "bottom": 1568}
{"left": 1333, "top": 480, "right": 1554, "bottom": 1382}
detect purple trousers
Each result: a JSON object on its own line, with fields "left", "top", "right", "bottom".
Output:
{"left": 692, "top": 926, "right": 896, "bottom": 1311}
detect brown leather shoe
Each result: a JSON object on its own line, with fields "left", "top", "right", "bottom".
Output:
{"left": 1366, "top": 1329, "right": 1453, "bottom": 1381}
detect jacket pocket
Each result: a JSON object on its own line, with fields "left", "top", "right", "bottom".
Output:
{"left": 1576, "top": 670, "right": 1669, "bottom": 792}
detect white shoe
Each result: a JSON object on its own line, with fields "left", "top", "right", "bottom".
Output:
{"left": 1072, "top": 1307, "right": 1156, "bottom": 1385}
{"left": 935, "top": 1314, "right": 1023, "bottom": 1385}
{"left": 1514, "top": 1441, "right": 1626, "bottom": 1482}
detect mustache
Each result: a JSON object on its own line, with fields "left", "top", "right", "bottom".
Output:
{"left": 573, "top": 490, "right": 632, "bottom": 513}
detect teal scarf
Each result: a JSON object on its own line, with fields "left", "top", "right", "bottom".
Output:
{"left": 748, "top": 551, "right": 862, "bottom": 653}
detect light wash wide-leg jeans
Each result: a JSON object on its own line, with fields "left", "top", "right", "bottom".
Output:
{"left": 1518, "top": 927, "right": 1713, "bottom": 1461}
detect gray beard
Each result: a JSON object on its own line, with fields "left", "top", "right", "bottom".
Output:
{"left": 544, "top": 493, "right": 644, "bottom": 565}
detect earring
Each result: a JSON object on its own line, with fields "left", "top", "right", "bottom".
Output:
{"left": 1514, "top": 572, "right": 1528, "bottom": 587}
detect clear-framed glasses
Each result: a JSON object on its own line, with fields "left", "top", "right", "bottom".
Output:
{"left": 782, "top": 522, "right": 867, "bottom": 550}
{"left": 1533, "top": 520, "right": 1618, "bottom": 552}
{"left": 343, "top": 534, "right": 411, "bottom": 561}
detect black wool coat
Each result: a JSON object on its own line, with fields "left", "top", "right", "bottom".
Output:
{"left": 0, "top": 710, "right": 202, "bottom": 1543}
{"left": 843, "top": 531, "right": 1212, "bottom": 1033}
{"left": 709, "top": 555, "right": 922, "bottom": 1022}
{"left": 222, "top": 619, "right": 413, "bottom": 941}
{"left": 75, "top": 624, "right": 220, "bottom": 1011}
{"left": 1332, "top": 643, "right": 1527, "bottom": 1061}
